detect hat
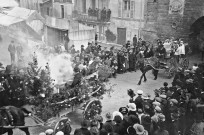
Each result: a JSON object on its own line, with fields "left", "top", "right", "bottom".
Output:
{"left": 155, "top": 97, "right": 162, "bottom": 103}
{"left": 137, "top": 90, "right": 143, "bottom": 95}
{"left": 45, "top": 129, "right": 53, "bottom": 135}
{"left": 127, "top": 89, "right": 135, "bottom": 97}
{"left": 142, "top": 94, "right": 149, "bottom": 100}
{"left": 119, "top": 107, "right": 128, "bottom": 115}
{"left": 55, "top": 131, "right": 64, "bottom": 135}
{"left": 152, "top": 101, "right": 161, "bottom": 106}
{"left": 151, "top": 115, "right": 158, "bottom": 123}
{"left": 166, "top": 91, "right": 172, "bottom": 97}
{"left": 81, "top": 45, "right": 84, "bottom": 47}
{"left": 160, "top": 95, "right": 167, "bottom": 99}
{"left": 154, "top": 89, "right": 160, "bottom": 94}
{"left": 155, "top": 106, "right": 162, "bottom": 113}
{"left": 158, "top": 114, "right": 165, "bottom": 122}
{"left": 170, "top": 99, "right": 178, "bottom": 104}
{"left": 39, "top": 133, "right": 46, "bottom": 135}
{"left": 105, "top": 112, "right": 112, "bottom": 120}
{"left": 112, "top": 111, "right": 123, "bottom": 120}
{"left": 127, "top": 103, "right": 137, "bottom": 111}
{"left": 133, "top": 124, "right": 145, "bottom": 135}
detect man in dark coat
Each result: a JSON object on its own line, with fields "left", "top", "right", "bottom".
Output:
{"left": 135, "top": 90, "right": 144, "bottom": 110}
{"left": 128, "top": 49, "right": 136, "bottom": 72}
{"left": 64, "top": 33, "right": 69, "bottom": 52}
{"left": 74, "top": 120, "right": 91, "bottom": 135}
{"left": 133, "top": 35, "right": 137, "bottom": 47}
{"left": 107, "top": 9, "right": 111, "bottom": 21}
{"left": 71, "top": 67, "right": 82, "bottom": 88}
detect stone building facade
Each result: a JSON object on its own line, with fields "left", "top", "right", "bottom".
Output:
{"left": 143, "top": 0, "right": 204, "bottom": 43}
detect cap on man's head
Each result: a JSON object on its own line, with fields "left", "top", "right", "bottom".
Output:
{"left": 137, "top": 90, "right": 143, "bottom": 95}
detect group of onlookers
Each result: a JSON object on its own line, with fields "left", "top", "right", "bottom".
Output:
{"left": 88, "top": 7, "right": 111, "bottom": 22}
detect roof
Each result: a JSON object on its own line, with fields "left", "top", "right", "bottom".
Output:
{"left": 0, "top": 7, "right": 44, "bottom": 27}
{"left": 0, "top": 0, "right": 19, "bottom": 7}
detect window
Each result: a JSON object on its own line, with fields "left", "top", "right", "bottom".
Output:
{"left": 61, "top": 5, "right": 64, "bottom": 18}
{"left": 118, "top": 0, "right": 122, "bottom": 17}
{"left": 124, "top": 0, "right": 130, "bottom": 10}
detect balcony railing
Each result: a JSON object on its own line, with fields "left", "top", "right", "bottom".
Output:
{"left": 72, "top": 8, "right": 111, "bottom": 24}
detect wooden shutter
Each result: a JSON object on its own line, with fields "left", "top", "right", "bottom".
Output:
{"left": 130, "top": 1, "right": 135, "bottom": 18}
{"left": 118, "top": 0, "right": 122, "bottom": 17}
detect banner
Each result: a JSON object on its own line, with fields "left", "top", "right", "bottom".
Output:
{"left": 169, "top": 0, "right": 185, "bottom": 16}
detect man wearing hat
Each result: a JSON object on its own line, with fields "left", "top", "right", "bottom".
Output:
{"left": 135, "top": 90, "right": 144, "bottom": 110}
{"left": 133, "top": 124, "right": 148, "bottom": 135}
{"left": 74, "top": 119, "right": 91, "bottom": 135}
{"left": 103, "top": 112, "right": 115, "bottom": 131}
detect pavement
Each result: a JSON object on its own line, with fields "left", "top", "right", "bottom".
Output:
{"left": 4, "top": 54, "right": 204, "bottom": 135}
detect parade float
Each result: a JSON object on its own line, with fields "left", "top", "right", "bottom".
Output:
{"left": 0, "top": 48, "right": 115, "bottom": 134}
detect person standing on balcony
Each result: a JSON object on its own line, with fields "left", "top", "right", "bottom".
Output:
{"left": 96, "top": 8, "right": 99, "bottom": 20}
{"left": 101, "top": 7, "right": 107, "bottom": 21}
{"left": 107, "top": 9, "right": 111, "bottom": 21}
{"left": 88, "top": 7, "right": 92, "bottom": 16}
{"left": 64, "top": 33, "right": 69, "bottom": 52}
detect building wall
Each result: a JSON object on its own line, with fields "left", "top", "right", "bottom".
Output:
{"left": 52, "top": 2, "right": 73, "bottom": 18}
{"left": 108, "top": 0, "right": 147, "bottom": 44}
{"left": 143, "top": 0, "right": 204, "bottom": 42}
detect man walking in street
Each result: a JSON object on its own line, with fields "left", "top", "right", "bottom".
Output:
{"left": 8, "top": 40, "right": 16, "bottom": 64}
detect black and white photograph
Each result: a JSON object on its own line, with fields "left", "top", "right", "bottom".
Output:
{"left": 0, "top": 0, "right": 204, "bottom": 135}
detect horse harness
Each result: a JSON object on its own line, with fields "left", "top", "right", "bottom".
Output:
{"left": 0, "top": 107, "right": 14, "bottom": 126}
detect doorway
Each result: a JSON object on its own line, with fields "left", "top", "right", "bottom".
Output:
{"left": 117, "top": 27, "right": 126, "bottom": 45}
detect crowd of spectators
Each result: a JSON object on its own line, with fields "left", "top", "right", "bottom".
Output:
{"left": 88, "top": 7, "right": 111, "bottom": 22}
{"left": 38, "top": 36, "right": 204, "bottom": 135}
{"left": 39, "top": 60, "right": 204, "bottom": 135}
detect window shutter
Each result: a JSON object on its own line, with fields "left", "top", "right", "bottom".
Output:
{"left": 118, "top": 0, "right": 122, "bottom": 17}
{"left": 130, "top": 1, "right": 135, "bottom": 18}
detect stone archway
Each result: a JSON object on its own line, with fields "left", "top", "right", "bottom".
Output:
{"left": 189, "top": 16, "right": 204, "bottom": 53}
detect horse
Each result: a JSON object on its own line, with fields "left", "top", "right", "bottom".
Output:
{"left": 137, "top": 57, "right": 159, "bottom": 85}
{"left": 0, "top": 106, "right": 30, "bottom": 135}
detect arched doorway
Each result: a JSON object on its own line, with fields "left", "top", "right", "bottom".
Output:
{"left": 189, "top": 16, "right": 204, "bottom": 54}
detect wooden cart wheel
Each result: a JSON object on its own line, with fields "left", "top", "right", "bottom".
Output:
{"left": 181, "top": 58, "right": 189, "bottom": 70}
{"left": 83, "top": 99, "right": 102, "bottom": 120}
{"left": 53, "top": 117, "right": 72, "bottom": 135}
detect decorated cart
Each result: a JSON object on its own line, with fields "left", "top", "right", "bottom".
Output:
{"left": 0, "top": 50, "right": 115, "bottom": 134}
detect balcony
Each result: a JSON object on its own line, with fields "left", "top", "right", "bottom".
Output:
{"left": 72, "top": 9, "right": 111, "bottom": 25}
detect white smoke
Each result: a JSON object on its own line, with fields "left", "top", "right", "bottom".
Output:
{"left": 35, "top": 51, "right": 74, "bottom": 85}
